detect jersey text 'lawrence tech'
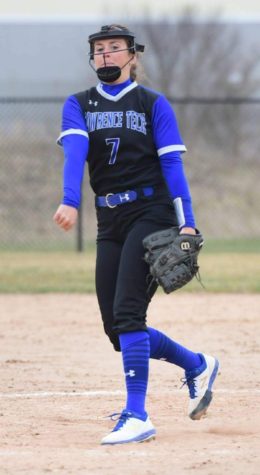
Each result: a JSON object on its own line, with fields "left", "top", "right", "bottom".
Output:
{"left": 75, "top": 84, "right": 167, "bottom": 195}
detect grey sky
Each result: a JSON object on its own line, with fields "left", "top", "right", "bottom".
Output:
{"left": 1, "top": 1, "right": 259, "bottom": 97}
{"left": 1, "top": 0, "right": 260, "bottom": 21}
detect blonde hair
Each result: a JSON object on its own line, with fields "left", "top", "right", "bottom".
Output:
{"left": 130, "top": 63, "right": 138, "bottom": 81}
{"left": 131, "top": 53, "right": 148, "bottom": 82}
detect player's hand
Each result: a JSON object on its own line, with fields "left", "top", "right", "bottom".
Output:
{"left": 180, "top": 227, "right": 196, "bottom": 235}
{"left": 53, "top": 204, "right": 78, "bottom": 231}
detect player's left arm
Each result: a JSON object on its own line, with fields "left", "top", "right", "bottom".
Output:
{"left": 152, "top": 95, "right": 196, "bottom": 234}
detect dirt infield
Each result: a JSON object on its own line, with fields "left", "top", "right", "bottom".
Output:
{"left": 0, "top": 293, "right": 259, "bottom": 475}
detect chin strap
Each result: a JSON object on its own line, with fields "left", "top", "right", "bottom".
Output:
{"left": 89, "top": 53, "right": 134, "bottom": 83}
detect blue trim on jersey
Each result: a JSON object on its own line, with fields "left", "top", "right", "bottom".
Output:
{"left": 99, "top": 78, "right": 132, "bottom": 96}
{"left": 96, "top": 80, "right": 137, "bottom": 102}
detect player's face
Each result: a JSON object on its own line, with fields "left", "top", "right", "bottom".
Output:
{"left": 93, "top": 38, "right": 135, "bottom": 83}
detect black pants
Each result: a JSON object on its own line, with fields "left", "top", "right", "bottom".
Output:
{"left": 95, "top": 196, "right": 178, "bottom": 351}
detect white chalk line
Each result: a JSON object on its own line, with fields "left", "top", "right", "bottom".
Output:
{"left": 0, "top": 389, "right": 259, "bottom": 399}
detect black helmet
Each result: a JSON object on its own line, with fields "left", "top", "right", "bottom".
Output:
{"left": 88, "top": 25, "right": 145, "bottom": 60}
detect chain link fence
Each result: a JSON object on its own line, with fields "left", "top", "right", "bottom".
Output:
{"left": 1, "top": 97, "right": 260, "bottom": 251}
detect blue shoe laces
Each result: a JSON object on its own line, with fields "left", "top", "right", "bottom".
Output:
{"left": 180, "top": 354, "right": 207, "bottom": 398}
{"left": 107, "top": 410, "right": 133, "bottom": 432}
{"left": 180, "top": 377, "right": 196, "bottom": 398}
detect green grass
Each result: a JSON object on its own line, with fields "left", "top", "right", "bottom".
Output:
{"left": 202, "top": 238, "right": 260, "bottom": 254}
{"left": 0, "top": 251, "right": 96, "bottom": 293}
{"left": 0, "top": 239, "right": 259, "bottom": 293}
{"left": 184, "top": 254, "right": 260, "bottom": 293}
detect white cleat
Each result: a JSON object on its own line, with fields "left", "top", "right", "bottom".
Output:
{"left": 183, "top": 353, "right": 219, "bottom": 420}
{"left": 101, "top": 410, "right": 156, "bottom": 445}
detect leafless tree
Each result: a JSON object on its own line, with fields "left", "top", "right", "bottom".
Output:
{"left": 132, "top": 10, "right": 260, "bottom": 166}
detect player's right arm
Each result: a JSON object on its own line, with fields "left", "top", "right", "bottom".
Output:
{"left": 53, "top": 95, "right": 89, "bottom": 231}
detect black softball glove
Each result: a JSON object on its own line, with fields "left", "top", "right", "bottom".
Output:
{"left": 143, "top": 227, "right": 204, "bottom": 294}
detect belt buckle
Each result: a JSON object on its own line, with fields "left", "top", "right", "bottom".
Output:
{"left": 105, "top": 193, "right": 117, "bottom": 208}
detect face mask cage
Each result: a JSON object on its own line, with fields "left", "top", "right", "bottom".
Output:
{"left": 88, "top": 25, "right": 145, "bottom": 60}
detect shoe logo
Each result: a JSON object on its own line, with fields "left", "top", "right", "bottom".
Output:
{"left": 125, "top": 369, "right": 135, "bottom": 377}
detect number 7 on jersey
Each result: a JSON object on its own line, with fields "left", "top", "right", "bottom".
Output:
{"left": 105, "top": 138, "right": 120, "bottom": 165}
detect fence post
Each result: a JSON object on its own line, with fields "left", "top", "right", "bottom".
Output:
{"left": 77, "top": 205, "right": 83, "bottom": 252}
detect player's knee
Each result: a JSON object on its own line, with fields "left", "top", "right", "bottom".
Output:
{"left": 110, "top": 334, "right": 121, "bottom": 352}
{"left": 112, "top": 311, "right": 147, "bottom": 335}
{"left": 103, "top": 323, "right": 121, "bottom": 352}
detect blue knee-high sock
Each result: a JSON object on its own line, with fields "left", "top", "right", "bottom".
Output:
{"left": 148, "top": 327, "right": 202, "bottom": 371}
{"left": 119, "top": 331, "right": 150, "bottom": 419}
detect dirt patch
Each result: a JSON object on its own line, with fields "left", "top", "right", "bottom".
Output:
{"left": 0, "top": 293, "right": 259, "bottom": 474}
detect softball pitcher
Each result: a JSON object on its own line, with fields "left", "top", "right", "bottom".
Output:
{"left": 54, "top": 24, "right": 219, "bottom": 445}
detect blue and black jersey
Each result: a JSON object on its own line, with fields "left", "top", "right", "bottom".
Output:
{"left": 57, "top": 79, "right": 195, "bottom": 228}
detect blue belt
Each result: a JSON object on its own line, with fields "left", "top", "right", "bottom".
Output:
{"left": 95, "top": 187, "right": 154, "bottom": 208}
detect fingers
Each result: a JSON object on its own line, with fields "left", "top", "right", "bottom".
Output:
{"left": 58, "top": 217, "right": 74, "bottom": 231}
{"left": 53, "top": 205, "right": 78, "bottom": 231}
{"left": 53, "top": 213, "right": 72, "bottom": 231}
{"left": 179, "top": 227, "right": 196, "bottom": 235}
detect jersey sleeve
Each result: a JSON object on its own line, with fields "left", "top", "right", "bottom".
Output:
{"left": 62, "top": 134, "right": 89, "bottom": 208}
{"left": 159, "top": 151, "right": 196, "bottom": 228}
{"left": 57, "top": 95, "right": 89, "bottom": 209}
{"left": 57, "top": 95, "right": 89, "bottom": 145}
{"left": 151, "top": 95, "right": 187, "bottom": 156}
{"left": 152, "top": 95, "right": 195, "bottom": 228}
